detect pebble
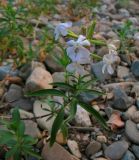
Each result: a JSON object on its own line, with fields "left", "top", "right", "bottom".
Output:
{"left": 45, "top": 55, "right": 64, "bottom": 73}
{"left": 125, "top": 120, "right": 139, "bottom": 144}
{"left": 5, "top": 84, "right": 23, "bottom": 102}
{"left": 132, "top": 145, "right": 139, "bottom": 159}
{"left": 124, "top": 105, "right": 137, "bottom": 120}
{"left": 24, "top": 120, "right": 41, "bottom": 138}
{"left": 33, "top": 100, "right": 55, "bottom": 132}
{"left": 67, "top": 140, "right": 82, "bottom": 158}
{"left": 25, "top": 67, "right": 53, "bottom": 92}
{"left": 122, "top": 150, "right": 135, "bottom": 160}
{"left": 85, "top": 140, "right": 101, "bottom": 157}
{"left": 75, "top": 105, "right": 92, "bottom": 127}
{"left": 131, "top": 61, "right": 139, "bottom": 78}
{"left": 112, "top": 87, "right": 132, "bottom": 111}
{"left": 96, "top": 135, "right": 107, "bottom": 143}
{"left": 52, "top": 72, "right": 65, "bottom": 83}
{"left": 131, "top": 82, "right": 139, "bottom": 97}
{"left": 19, "top": 61, "right": 45, "bottom": 80}
{"left": 131, "top": 111, "right": 139, "bottom": 123}
{"left": 104, "top": 141, "right": 129, "bottom": 160}
{"left": 41, "top": 142, "right": 79, "bottom": 160}
{"left": 117, "top": 66, "right": 130, "bottom": 79}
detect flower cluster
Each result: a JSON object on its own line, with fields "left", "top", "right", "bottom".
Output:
{"left": 54, "top": 22, "right": 119, "bottom": 75}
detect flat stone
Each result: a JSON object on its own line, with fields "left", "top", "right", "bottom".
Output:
{"left": 41, "top": 142, "right": 79, "bottom": 160}
{"left": 25, "top": 67, "right": 53, "bottom": 92}
{"left": 132, "top": 145, "right": 139, "bottom": 159}
{"left": 131, "top": 61, "right": 139, "bottom": 78}
{"left": 104, "top": 141, "right": 129, "bottom": 160}
{"left": 33, "top": 100, "right": 55, "bottom": 132}
{"left": 122, "top": 150, "right": 135, "bottom": 160}
{"left": 125, "top": 120, "right": 139, "bottom": 144}
{"left": 85, "top": 140, "right": 101, "bottom": 157}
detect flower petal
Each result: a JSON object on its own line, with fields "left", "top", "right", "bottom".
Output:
{"left": 67, "top": 40, "right": 76, "bottom": 46}
{"left": 107, "top": 64, "right": 114, "bottom": 74}
{"left": 77, "top": 35, "right": 86, "bottom": 43}
{"left": 62, "top": 21, "right": 72, "bottom": 28}
{"left": 102, "top": 63, "right": 107, "bottom": 74}
{"left": 80, "top": 39, "right": 90, "bottom": 46}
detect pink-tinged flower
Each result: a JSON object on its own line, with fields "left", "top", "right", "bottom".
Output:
{"left": 66, "top": 35, "right": 91, "bottom": 64}
{"left": 54, "top": 22, "right": 72, "bottom": 40}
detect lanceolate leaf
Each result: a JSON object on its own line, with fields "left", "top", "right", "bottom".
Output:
{"left": 50, "top": 108, "right": 65, "bottom": 146}
{"left": 86, "top": 20, "right": 96, "bottom": 39}
{"left": 78, "top": 89, "right": 104, "bottom": 96}
{"left": 50, "top": 82, "right": 74, "bottom": 90}
{"left": 26, "top": 89, "right": 66, "bottom": 98}
{"left": 78, "top": 101, "right": 108, "bottom": 129}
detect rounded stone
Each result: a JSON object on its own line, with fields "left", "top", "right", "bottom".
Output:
{"left": 125, "top": 120, "right": 139, "bottom": 144}
{"left": 104, "top": 141, "right": 129, "bottom": 160}
{"left": 131, "top": 61, "right": 139, "bottom": 78}
{"left": 122, "top": 150, "right": 135, "bottom": 160}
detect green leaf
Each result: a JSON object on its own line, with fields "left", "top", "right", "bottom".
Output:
{"left": 78, "top": 89, "right": 104, "bottom": 96}
{"left": 65, "top": 99, "right": 77, "bottom": 123}
{"left": 23, "top": 148, "right": 42, "bottom": 159}
{"left": 5, "top": 145, "right": 19, "bottom": 159}
{"left": 0, "top": 130, "right": 15, "bottom": 145}
{"left": 23, "top": 135, "right": 37, "bottom": 145}
{"left": 86, "top": 20, "right": 96, "bottom": 39}
{"left": 61, "top": 123, "right": 68, "bottom": 139}
{"left": 12, "top": 108, "right": 20, "bottom": 124}
{"left": 26, "top": 89, "right": 67, "bottom": 98}
{"left": 17, "top": 120, "right": 25, "bottom": 137}
{"left": 50, "top": 108, "right": 64, "bottom": 146}
{"left": 78, "top": 101, "right": 108, "bottom": 129}
{"left": 90, "top": 39, "right": 106, "bottom": 46}
{"left": 50, "top": 82, "right": 74, "bottom": 90}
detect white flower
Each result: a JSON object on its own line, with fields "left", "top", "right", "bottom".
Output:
{"left": 66, "top": 62, "right": 87, "bottom": 75}
{"left": 102, "top": 53, "right": 119, "bottom": 75}
{"left": 54, "top": 21, "right": 72, "bottom": 40}
{"left": 66, "top": 35, "right": 91, "bottom": 64}
{"left": 102, "top": 43, "right": 119, "bottom": 75}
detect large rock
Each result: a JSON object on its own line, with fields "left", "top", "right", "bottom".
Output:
{"left": 125, "top": 120, "right": 139, "bottom": 144}
{"left": 25, "top": 67, "right": 53, "bottom": 92}
{"left": 41, "top": 142, "right": 79, "bottom": 160}
{"left": 104, "top": 141, "right": 129, "bottom": 160}
{"left": 33, "top": 100, "right": 55, "bottom": 132}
